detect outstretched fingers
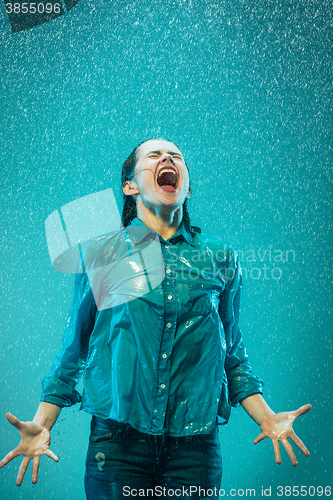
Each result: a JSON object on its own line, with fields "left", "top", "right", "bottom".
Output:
{"left": 16, "top": 456, "right": 30, "bottom": 486}
{"left": 32, "top": 457, "right": 40, "bottom": 484}
{"left": 0, "top": 448, "right": 20, "bottom": 468}
{"left": 290, "top": 432, "right": 310, "bottom": 456}
{"left": 5, "top": 413, "right": 23, "bottom": 431}
{"left": 281, "top": 438, "right": 298, "bottom": 467}
{"left": 254, "top": 405, "right": 311, "bottom": 466}
{"left": 30, "top": 448, "right": 59, "bottom": 484}
{"left": 272, "top": 439, "right": 282, "bottom": 465}
{"left": 44, "top": 448, "right": 59, "bottom": 462}
{"left": 294, "top": 404, "right": 312, "bottom": 419}
{"left": 254, "top": 432, "right": 267, "bottom": 445}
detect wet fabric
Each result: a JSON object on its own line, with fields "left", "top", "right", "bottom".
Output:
{"left": 84, "top": 416, "right": 222, "bottom": 499}
{"left": 41, "top": 217, "right": 263, "bottom": 436}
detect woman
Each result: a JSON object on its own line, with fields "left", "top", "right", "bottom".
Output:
{"left": 0, "top": 138, "right": 311, "bottom": 498}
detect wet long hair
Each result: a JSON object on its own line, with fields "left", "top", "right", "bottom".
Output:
{"left": 121, "top": 137, "right": 199, "bottom": 235}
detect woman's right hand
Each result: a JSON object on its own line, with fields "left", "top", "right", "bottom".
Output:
{"left": 0, "top": 412, "right": 59, "bottom": 485}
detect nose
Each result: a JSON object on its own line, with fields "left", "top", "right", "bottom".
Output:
{"left": 160, "top": 154, "right": 175, "bottom": 165}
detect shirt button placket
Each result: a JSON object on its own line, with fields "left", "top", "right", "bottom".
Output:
{"left": 152, "top": 242, "right": 177, "bottom": 432}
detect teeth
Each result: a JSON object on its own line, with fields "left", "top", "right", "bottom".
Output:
{"left": 158, "top": 168, "right": 178, "bottom": 177}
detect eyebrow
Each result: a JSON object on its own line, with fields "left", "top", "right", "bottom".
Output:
{"left": 146, "top": 150, "right": 182, "bottom": 157}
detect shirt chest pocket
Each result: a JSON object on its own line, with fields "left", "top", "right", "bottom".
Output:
{"left": 182, "top": 283, "right": 220, "bottom": 316}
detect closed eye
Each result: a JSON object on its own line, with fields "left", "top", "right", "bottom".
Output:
{"left": 146, "top": 151, "right": 183, "bottom": 160}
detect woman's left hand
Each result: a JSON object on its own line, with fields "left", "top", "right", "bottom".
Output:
{"left": 254, "top": 404, "right": 312, "bottom": 466}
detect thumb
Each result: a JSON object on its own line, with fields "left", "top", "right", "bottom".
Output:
{"left": 294, "top": 404, "right": 312, "bottom": 418}
{"left": 6, "top": 413, "right": 23, "bottom": 431}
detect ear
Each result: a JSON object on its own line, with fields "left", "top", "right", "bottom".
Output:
{"left": 123, "top": 180, "right": 139, "bottom": 197}
{"left": 186, "top": 186, "right": 192, "bottom": 199}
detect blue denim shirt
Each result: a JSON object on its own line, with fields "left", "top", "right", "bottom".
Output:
{"left": 41, "top": 217, "right": 263, "bottom": 436}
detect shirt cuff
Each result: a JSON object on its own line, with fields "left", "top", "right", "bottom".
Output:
{"left": 229, "top": 377, "right": 264, "bottom": 407}
{"left": 41, "top": 376, "right": 82, "bottom": 407}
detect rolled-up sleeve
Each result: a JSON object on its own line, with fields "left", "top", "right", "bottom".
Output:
{"left": 41, "top": 272, "right": 97, "bottom": 407}
{"left": 219, "top": 247, "right": 264, "bottom": 408}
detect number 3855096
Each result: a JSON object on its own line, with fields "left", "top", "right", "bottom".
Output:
{"left": 5, "top": 3, "right": 62, "bottom": 14}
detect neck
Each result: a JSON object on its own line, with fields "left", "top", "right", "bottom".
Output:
{"left": 136, "top": 203, "right": 183, "bottom": 240}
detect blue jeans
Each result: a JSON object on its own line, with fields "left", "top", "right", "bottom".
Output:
{"left": 84, "top": 417, "right": 222, "bottom": 499}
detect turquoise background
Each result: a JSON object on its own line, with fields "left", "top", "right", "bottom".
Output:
{"left": 0, "top": 0, "right": 332, "bottom": 498}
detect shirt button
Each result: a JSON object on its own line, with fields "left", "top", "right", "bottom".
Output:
{"left": 160, "top": 384, "right": 166, "bottom": 389}
{"left": 168, "top": 294, "right": 173, "bottom": 300}
{"left": 166, "top": 322, "right": 172, "bottom": 328}
{"left": 166, "top": 268, "right": 171, "bottom": 274}
{"left": 162, "top": 353, "right": 167, "bottom": 359}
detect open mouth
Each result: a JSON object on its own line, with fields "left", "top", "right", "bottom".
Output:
{"left": 156, "top": 166, "right": 178, "bottom": 192}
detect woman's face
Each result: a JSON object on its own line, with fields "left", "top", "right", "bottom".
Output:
{"left": 123, "top": 139, "right": 191, "bottom": 214}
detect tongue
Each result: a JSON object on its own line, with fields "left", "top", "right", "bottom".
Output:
{"left": 157, "top": 171, "right": 177, "bottom": 188}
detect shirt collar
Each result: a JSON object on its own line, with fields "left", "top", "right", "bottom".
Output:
{"left": 128, "top": 217, "right": 196, "bottom": 247}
